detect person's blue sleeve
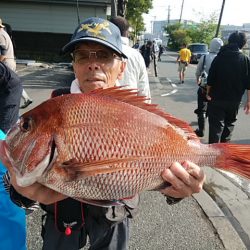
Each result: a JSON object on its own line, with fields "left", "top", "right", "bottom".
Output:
{"left": 0, "top": 130, "right": 26, "bottom": 250}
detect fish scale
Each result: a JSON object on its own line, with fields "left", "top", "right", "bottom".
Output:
{"left": 1, "top": 87, "right": 250, "bottom": 205}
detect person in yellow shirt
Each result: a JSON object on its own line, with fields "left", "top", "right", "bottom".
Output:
{"left": 176, "top": 43, "right": 191, "bottom": 84}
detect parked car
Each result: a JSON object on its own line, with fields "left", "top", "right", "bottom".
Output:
{"left": 188, "top": 43, "right": 208, "bottom": 64}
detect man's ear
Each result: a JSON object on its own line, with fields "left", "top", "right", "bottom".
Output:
{"left": 72, "top": 61, "right": 77, "bottom": 75}
{"left": 117, "top": 61, "right": 127, "bottom": 80}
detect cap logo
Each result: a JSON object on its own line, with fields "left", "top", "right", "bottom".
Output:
{"left": 78, "top": 20, "right": 111, "bottom": 40}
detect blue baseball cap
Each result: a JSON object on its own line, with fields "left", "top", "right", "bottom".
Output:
{"left": 62, "top": 17, "right": 127, "bottom": 58}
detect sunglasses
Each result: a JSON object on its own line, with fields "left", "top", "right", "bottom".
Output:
{"left": 72, "top": 49, "right": 123, "bottom": 64}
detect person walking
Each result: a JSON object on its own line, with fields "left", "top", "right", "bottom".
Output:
{"left": 143, "top": 40, "right": 153, "bottom": 69}
{"left": 139, "top": 40, "right": 146, "bottom": 57}
{"left": 158, "top": 44, "right": 164, "bottom": 61}
{"left": 194, "top": 38, "right": 224, "bottom": 137}
{"left": 176, "top": 43, "right": 191, "bottom": 84}
{"left": 0, "top": 18, "right": 33, "bottom": 109}
{"left": 206, "top": 31, "right": 250, "bottom": 143}
{"left": 5, "top": 17, "right": 205, "bottom": 250}
{"left": 110, "top": 16, "right": 151, "bottom": 101}
{"left": 132, "top": 40, "right": 140, "bottom": 50}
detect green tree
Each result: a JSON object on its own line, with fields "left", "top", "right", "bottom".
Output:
{"left": 126, "top": 0, "right": 153, "bottom": 42}
{"left": 165, "top": 23, "right": 190, "bottom": 49}
{"left": 172, "top": 29, "right": 192, "bottom": 49}
{"left": 164, "top": 12, "right": 218, "bottom": 50}
{"left": 186, "top": 13, "right": 218, "bottom": 45}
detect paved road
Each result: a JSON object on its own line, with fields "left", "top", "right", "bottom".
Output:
{"left": 15, "top": 55, "right": 250, "bottom": 250}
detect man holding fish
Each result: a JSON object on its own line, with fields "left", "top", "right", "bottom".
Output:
{"left": 2, "top": 17, "right": 206, "bottom": 250}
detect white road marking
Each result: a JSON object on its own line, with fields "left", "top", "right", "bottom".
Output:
{"left": 161, "top": 89, "right": 178, "bottom": 96}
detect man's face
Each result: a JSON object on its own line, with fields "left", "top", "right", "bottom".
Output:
{"left": 72, "top": 42, "right": 126, "bottom": 93}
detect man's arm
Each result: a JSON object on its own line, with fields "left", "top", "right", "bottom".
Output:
{"left": 195, "top": 55, "right": 204, "bottom": 83}
{"left": 206, "top": 85, "right": 212, "bottom": 101}
{"left": 206, "top": 57, "right": 218, "bottom": 101}
{"left": 244, "top": 89, "right": 250, "bottom": 114}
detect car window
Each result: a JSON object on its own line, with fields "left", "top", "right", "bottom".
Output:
{"left": 188, "top": 44, "right": 208, "bottom": 52}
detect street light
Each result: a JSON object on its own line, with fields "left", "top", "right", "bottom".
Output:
{"left": 215, "top": 0, "right": 226, "bottom": 37}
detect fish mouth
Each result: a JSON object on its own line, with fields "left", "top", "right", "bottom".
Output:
{"left": 15, "top": 137, "right": 58, "bottom": 187}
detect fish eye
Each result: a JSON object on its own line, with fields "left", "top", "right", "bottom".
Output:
{"left": 20, "top": 117, "right": 32, "bottom": 132}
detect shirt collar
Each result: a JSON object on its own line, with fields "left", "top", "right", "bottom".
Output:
{"left": 121, "top": 37, "right": 129, "bottom": 46}
{"left": 70, "top": 78, "right": 120, "bottom": 93}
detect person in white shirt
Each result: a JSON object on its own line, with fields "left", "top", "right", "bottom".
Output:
{"left": 110, "top": 16, "right": 151, "bottom": 102}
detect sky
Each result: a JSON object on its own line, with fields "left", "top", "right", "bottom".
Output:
{"left": 143, "top": 0, "right": 250, "bottom": 32}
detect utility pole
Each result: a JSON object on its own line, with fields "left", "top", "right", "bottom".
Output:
{"left": 117, "top": 0, "right": 128, "bottom": 17}
{"left": 179, "top": 0, "right": 184, "bottom": 23}
{"left": 76, "top": 0, "right": 80, "bottom": 25}
{"left": 111, "top": 0, "right": 127, "bottom": 18}
{"left": 215, "top": 0, "right": 226, "bottom": 37}
{"left": 111, "top": 0, "right": 117, "bottom": 17}
{"left": 167, "top": 5, "right": 171, "bottom": 24}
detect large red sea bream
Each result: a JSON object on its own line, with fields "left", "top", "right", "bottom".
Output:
{"left": 0, "top": 87, "right": 250, "bottom": 204}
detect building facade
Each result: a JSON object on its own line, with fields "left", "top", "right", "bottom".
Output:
{"left": 1, "top": 0, "right": 111, "bottom": 61}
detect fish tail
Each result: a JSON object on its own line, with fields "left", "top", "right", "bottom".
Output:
{"left": 213, "top": 143, "right": 250, "bottom": 179}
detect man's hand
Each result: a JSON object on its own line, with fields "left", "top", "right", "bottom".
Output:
{"left": 244, "top": 101, "right": 250, "bottom": 114}
{"left": 206, "top": 94, "right": 212, "bottom": 101}
{"left": 160, "top": 161, "right": 205, "bottom": 198}
{"left": 8, "top": 166, "right": 67, "bottom": 205}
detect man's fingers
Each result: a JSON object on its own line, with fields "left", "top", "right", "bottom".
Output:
{"left": 182, "top": 161, "right": 205, "bottom": 181}
{"left": 161, "top": 166, "right": 194, "bottom": 197}
{"left": 161, "top": 161, "right": 206, "bottom": 198}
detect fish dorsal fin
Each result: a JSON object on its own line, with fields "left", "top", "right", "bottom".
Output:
{"left": 89, "top": 87, "right": 199, "bottom": 141}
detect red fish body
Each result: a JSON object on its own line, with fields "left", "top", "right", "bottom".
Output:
{"left": 1, "top": 87, "right": 250, "bottom": 202}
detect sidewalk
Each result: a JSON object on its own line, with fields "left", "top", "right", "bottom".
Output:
{"left": 148, "top": 67, "right": 250, "bottom": 250}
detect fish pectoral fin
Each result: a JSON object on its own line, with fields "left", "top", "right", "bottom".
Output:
{"left": 61, "top": 157, "right": 141, "bottom": 180}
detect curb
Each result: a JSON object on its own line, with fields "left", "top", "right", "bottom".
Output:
{"left": 203, "top": 167, "right": 250, "bottom": 247}
{"left": 194, "top": 188, "right": 247, "bottom": 250}
{"left": 194, "top": 167, "right": 250, "bottom": 250}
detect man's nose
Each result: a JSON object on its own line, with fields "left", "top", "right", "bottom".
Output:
{"left": 88, "top": 57, "right": 101, "bottom": 70}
